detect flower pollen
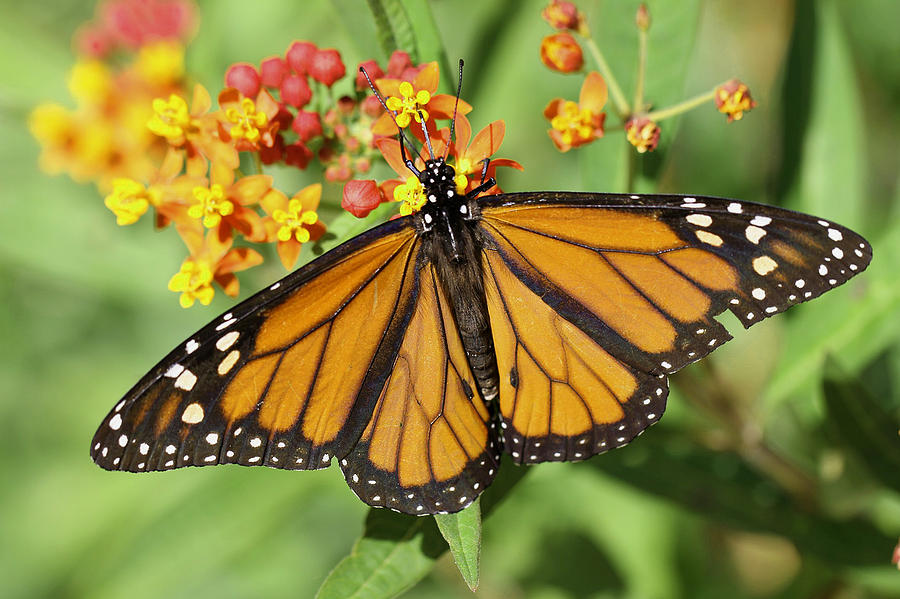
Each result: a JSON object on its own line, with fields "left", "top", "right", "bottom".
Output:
{"left": 626, "top": 117, "right": 661, "bottom": 153}
{"left": 551, "top": 101, "right": 598, "bottom": 147}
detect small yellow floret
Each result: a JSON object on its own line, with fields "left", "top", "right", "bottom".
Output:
{"left": 386, "top": 81, "right": 430, "bottom": 129}
{"left": 273, "top": 198, "right": 319, "bottom": 243}
{"left": 104, "top": 178, "right": 156, "bottom": 225}
{"left": 148, "top": 94, "right": 192, "bottom": 141}
{"left": 136, "top": 41, "right": 185, "bottom": 87}
{"left": 395, "top": 176, "right": 428, "bottom": 216}
{"left": 225, "top": 97, "right": 267, "bottom": 143}
{"left": 188, "top": 184, "right": 234, "bottom": 228}
{"left": 168, "top": 259, "right": 215, "bottom": 308}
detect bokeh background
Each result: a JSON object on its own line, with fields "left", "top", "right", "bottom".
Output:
{"left": 2, "top": 0, "right": 899, "bottom": 597}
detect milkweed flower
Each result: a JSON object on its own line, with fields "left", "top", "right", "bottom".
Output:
{"left": 541, "top": 0, "right": 587, "bottom": 35}
{"left": 217, "top": 88, "right": 281, "bottom": 152}
{"left": 715, "top": 79, "right": 757, "bottom": 122}
{"left": 260, "top": 184, "right": 326, "bottom": 269}
{"left": 540, "top": 33, "right": 583, "bottom": 73}
{"left": 170, "top": 221, "right": 264, "bottom": 306}
{"left": 371, "top": 62, "right": 472, "bottom": 136}
{"left": 544, "top": 71, "right": 607, "bottom": 151}
{"left": 625, "top": 117, "right": 661, "bottom": 153}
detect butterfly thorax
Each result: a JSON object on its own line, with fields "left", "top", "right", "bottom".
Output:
{"left": 415, "top": 158, "right": 500, "bottom": 404}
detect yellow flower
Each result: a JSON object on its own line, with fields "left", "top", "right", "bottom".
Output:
{"left": 394, "top": 176, "right": 427, "bottom": 216}
{"left": 148, "top": 94, "right": 193, "bottom": 142}
{"left": 136, "top": 41, "right": 185, "bottom": 87}
{"left": 188, "top": 184, "right": 234, "bottom": 228}
{"left": 68, "top": 60, "right": 112, "bottom": 105}
{"left": 273, "top": 198, "right": 319, "bottom": 243}
{"left": 168, "top": 259, "right": 215, "bottom": 308}
{"left": 104, "top": 178, "right": 159, "bottom": 225}
{"left": 224, "top": 97, "right": 268, "bottom": 143}
{"left": 715, "top": 79, "right": 757, "bottom": 123}
{"left": 385, "top": 81, "right": 431, "bottom": 128}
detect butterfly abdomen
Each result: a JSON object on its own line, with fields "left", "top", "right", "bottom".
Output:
{"left": 423, "top": 211, "right": 500, "bottom": 405}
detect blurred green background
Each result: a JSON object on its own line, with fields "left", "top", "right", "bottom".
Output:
{"left": 2, "top": 0, "right": 899, "bottom": 597}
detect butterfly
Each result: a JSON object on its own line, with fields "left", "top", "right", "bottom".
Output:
{"left": 91, "top": 68, "right": 872, "bottom": 517}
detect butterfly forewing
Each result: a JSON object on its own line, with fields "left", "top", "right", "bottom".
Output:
{"left": 477, "top": 192, "right": 872, "bottom": 463}
{"left": 91, "top": 223, "right": 420, "bottom": 474}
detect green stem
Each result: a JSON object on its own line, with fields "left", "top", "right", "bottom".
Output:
{"left": 251, "top": 152, "right": 262, "bottom": 175}
{"left": 633, "top": 27, "right": 647, "bottom": 113}
{"left": 644, "top": 88, "right": 716, "bottom": 122}
{"left": 584, "top": 37, "right": 630, "bottom": 119}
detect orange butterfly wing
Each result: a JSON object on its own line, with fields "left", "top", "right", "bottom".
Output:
{"left": 478, "top": 193, "right": 871, "bottom": 464}
{"left": 91, "top": 222, "right": 421, "bottom": 473}
{"left": 340, "top": 263, "right": 498, "bottom": 514}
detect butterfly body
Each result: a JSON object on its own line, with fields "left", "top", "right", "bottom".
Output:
{"left": 92, "top": 155, "right": 872, "bottom": 515}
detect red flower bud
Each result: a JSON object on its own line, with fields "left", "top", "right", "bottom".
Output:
{"left": 357, "top": 59, "right": 384, "bottom": 90}
{"left": 284, "top": 142, "right": 312, "bottom": 169}
{"left": 386, "top": 50, "right": 413, "bottom": 78}
{"left": 280, "top": 74, "right": 312, "bottom": 108}
{"left": 286, "top": 41, "right": 317, "bottom": 75}
{"left": 540, "top": 33, "right": 583, "bottom": 73}
{"left": 342, "top": 180, "right": 382, "bottom": 217}
{"left": 309, "top": 48, "right": 346, "bottom": 86}
{"left": 225, "top": 63, "right": 261, "bottom": 98}
{"left": 292, "top": 111, "right": 322, "bottom": 142}
{"left": 260, "top": 56, "right": 288, "bottom": 88}
{"left": 541, "top": 1, "right": 584, "bottom": 32}
{"left": 361, "top": 95, "right": 384, "bottom": 118}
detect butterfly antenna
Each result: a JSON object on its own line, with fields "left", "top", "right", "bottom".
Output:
{"left": 418, "top": 111, "right": 435, "bottom": 160}
{"left": 359, "top": 66, "right": 420, "bottom": 176}
{"left": 445, "top": 59, "right": 464, "bottom": 160}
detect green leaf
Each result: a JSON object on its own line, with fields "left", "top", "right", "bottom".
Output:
{"left": 434, "top": 500, "right": 482, "bottom": 591}
{"left": 399, "top": 0, "right": 453, "bottom": 93}
{"left": 364, "top": 0, "right": 419, "bottom": 61}
{"left": 318, "top": 464, "right": 529, "bottom": 597}
{"left": 822, "top": 356, "right": 900, "bottom": 494}
{"left": 316, "top": 510, "right": 444, "bottom": 599}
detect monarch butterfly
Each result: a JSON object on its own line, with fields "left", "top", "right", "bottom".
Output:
{"left": 91, "top": 67, "right": 872, "bottom": 517}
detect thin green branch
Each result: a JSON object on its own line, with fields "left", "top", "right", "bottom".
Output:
{"left": 583, "top": 37, "right": 630, "bottom": 119}
{"left": 644, "top": 88, "right": 716, "bottom": 122}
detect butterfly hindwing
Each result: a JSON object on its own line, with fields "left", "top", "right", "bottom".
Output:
{"left": 477, "top": 192, "right": 871, "bottom": 463}
{"left": 340, "top": 262, "right": 500, "bottom": 514}
{"left": 91, "top": 221, "right": 421, "bottom": 473}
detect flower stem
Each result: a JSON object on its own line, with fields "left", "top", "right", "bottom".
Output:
{"left": 633, "top": 27, "right": 647, "bottom": 113}
{"left": 645, "top": 88, "right": 716, "bottom": 122}
{"left": 252, "top": 151, "right": 262, "bottom": 175}
{"left": 584, "top": 37, "right": 630, "bottom": 119}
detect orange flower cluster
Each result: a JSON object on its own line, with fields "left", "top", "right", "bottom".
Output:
{"left": 342, "top": 62, "right": 522, "bottom": 218}
{"left": 538, "top": 1, "right": 757, "bottom": 155}
{"left": 31, "top": 1, "right": 524, "bottom": 308}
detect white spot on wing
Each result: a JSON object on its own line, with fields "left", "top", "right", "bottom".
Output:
{"left": 217, "top": 350, "right": 240, "bottom": 375}
{"left": 185, "top": 340, "right": 199, "bottom": 354}
{"left": 752, "top": 255, "right": 778, "bottom": 275}
{"left": 695, "top": 230, "right": 723, "bottom": 247}
{"left": 745, "top": 225, "right": 766, "bottom": 244}
{"left": 216, "top": 331, "right": 240, "bottom": 351}
{"left": 752, "top": 288, "right": 766, "bottom": 300}
{"left": 751, "top": 216, "right": 772, "bottom": 227}
{"left": 832, "top": 247, "right": 844, "bottom": 259}
{"left": 828, "top": 228, "right": 843, "bottom": 241}
{"left": 174, "top": 369, "right": 197, "bottom": 391}
{"left": 727, "top": 202, "right": 742, "bottom": 214}
{"left": 164, "top": 363, "right": 184, "bottom": 378}
{"left": 109, "top": 413, "right": 122, "bottom": 430}
{"left": 686, "top": 214, "right": 712, "bottom": 227}
{"left": 181, "top": 403, "right": 204, "bottom": 424}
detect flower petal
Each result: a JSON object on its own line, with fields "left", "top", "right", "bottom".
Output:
{"left": 579, "top": 71, "right": 608, "bottom": 113}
